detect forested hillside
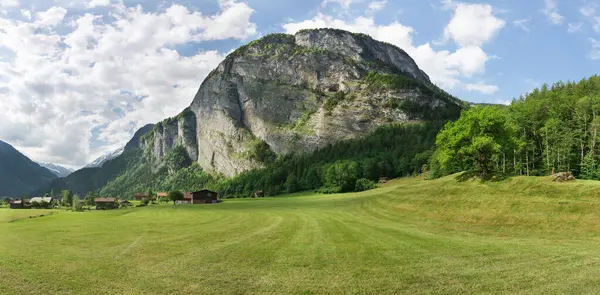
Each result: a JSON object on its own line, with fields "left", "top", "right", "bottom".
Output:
{"left": 430, "top": 75, "right": 600, "bottom": 179}
{"left": 100, "top": 123, "right": 443, "bottom": 198}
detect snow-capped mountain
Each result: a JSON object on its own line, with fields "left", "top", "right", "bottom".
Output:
{"left": 85, "top": 147, "right": 124, "bottom": 168}
{"left": 37, "top": 162, "right": 75, "bottom": 178}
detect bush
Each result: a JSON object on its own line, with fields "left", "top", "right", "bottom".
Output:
{"left": 355, "top": 178, "right": 376, "bottom": 192}
{"left": 324, "top": 92, "right": 346, "bottom": 113}
{"left": 249, "top": 140, "right": 276, "bottom": 164}
{"left": 320, "top": 186, "right": 342, "bottom": 194}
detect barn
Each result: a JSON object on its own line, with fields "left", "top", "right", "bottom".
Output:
{"left": 9, "top": 199, "right": 31, "bottom": 209}
{"left": 185, "top": 190, "right": 219, "bottom": 204}
{"left": 95, "top": 197, "right": 118, "bottom": 210}
{"left": 134, "top": 193, "right": 148, "bottom": 200}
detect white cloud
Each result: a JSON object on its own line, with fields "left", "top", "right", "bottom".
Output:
{"left": 322, "top": 0, "right": 358, "bottom": 8}
{"left": 542, "top": 0, "right": 564, "bottom": 25}
{"left": 440, "top": 0, "right": 457, "bottom": 10}
{"left": 367, "top": 0, "right": 386, "bottom": 14}
{"left": 0, "top": 0, "right": 18, "bottom": 8}
{"left": 87, "top": 0, "right": 111, "bottom": 8}
{"left": 0, "top": 1, "right": 256, "bottom": 167}
{"left": 580, "top": 6, "right": 596, "bottom": 17}
{"left": 464, "top": 83, "right": 499, "bottom": 95}
{"left": 590, "top": 38, "right": 600, "bottom": 60}
{"left": 568, "top": 22, "right": 583, "bottom": 33}
{"left": 442, "top": 3, "right": 505, "bottom": 47}
{"left": 35, "top": 7, "right": 67, "bottom": 27}
{"left": 283, "top": 1, "right": 504, "bottom": 90}
{"left": 513, "top": 18, "right": 531, "bottom": 32}
{"left": 579, "top": 5, "right": 600, "bottom": 33}
{"left": 20, "top": 8, "right": 30, "bottom": 19}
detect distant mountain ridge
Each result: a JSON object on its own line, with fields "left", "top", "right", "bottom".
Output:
{"left": 0, "top": 140, "right": 57, "bottom": 196}
{"left": 37, "top": 162, "right": 74, "bottom": 178}
{"left": 85, "top": 147, "right": 125, "bottom": 168}
{"left": 36, "top": 124, "right": 154, "bottom": 196}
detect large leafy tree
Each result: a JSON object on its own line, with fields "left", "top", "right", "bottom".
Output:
{"left": 168, "top": 191, "right": 185, "bottom": 206}
{"left": 435, "top": 106, "right": 517, "bottom": 178}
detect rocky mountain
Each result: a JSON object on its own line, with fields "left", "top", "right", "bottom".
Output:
{"left": 142, "top": 29, "right": 462, "bottom": 177}
{"left": 85, "top": 147, "right": 125, "bottom": 169}
{"left": 41, "top": 29, "right": 464, "bottom": 197}
{"left": 0, "top": 140, "right": 57, "bottom": 196}
{"left": 37, "top": 162, "right": 74, "bottom": 178}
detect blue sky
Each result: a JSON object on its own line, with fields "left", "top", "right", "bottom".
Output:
{"left": 0, "top": 0, "right": 598, "bottom": 168}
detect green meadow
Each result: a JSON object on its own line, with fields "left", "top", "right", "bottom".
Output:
{"left": 3, "top": 176, "right": 600, "bottom": 294}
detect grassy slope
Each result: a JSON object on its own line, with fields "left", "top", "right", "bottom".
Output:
{"left": 3, "top": 176, "right": 600, "bottom": 294}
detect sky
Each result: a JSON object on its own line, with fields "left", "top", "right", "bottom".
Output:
{"left": 0, "top": 0, "right": 599, "bottom": 169}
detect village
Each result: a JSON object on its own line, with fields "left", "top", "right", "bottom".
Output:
{"left": 0, "top": 189, "right": 221, "bottom": 210}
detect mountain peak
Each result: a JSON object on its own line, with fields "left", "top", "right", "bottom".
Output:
{"left": 37, "top": 162, "right": 75, "bottom": 178}
{"left": 85, "top": 147, "right": 125, "bottom": 169}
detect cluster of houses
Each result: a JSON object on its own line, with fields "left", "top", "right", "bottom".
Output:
{"left": 7, "top": 197, "right": 55, "bottom": 209}
{"left": 4, "top": 197, "right": 131, "bottom": 210}
{"left": 3, "top": 189, "right": 220, "bottom": 210}
{"left": 134, "top": 189, "right": 220, "bottom": 204}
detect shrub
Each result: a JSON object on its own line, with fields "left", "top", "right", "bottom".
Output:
{"left": 249, "top": 140, "right": 276, "bottom": 164}
{"left": 324, "top": 91, "right": 346, "bottom": 114}
{"left": 320, "top": 186, "right": 342, "bottom": 194}
{"left": 355, "top": 178, "right": 376, "bottom": 192}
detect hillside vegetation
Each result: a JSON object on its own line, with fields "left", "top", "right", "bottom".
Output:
{"left": 4, "top": 176, "right": 600, "bottom": 294}
{"left": 99, "top": 123, "right": 442, "bottom": 198}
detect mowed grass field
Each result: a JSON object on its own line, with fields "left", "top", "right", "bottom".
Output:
{"left": 4, "top": 176, "right": 600, "bottom": 294}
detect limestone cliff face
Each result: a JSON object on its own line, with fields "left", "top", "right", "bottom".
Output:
{"left": 141, "top": 109, "right": 197, "bottom": 171}
{"left": 152, "top": 29, "right": 462, "bottom": 176}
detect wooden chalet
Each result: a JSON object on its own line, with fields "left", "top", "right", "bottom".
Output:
{"left": 134, "top": 193, "right": 148, "bottom": 200}
{"left": 185, "top": 190, "right": 219, "bottom": 204}
{"left": 29, "top": 197, "right": 54, "bottom": 209}
{"left": 156, "top": 192, "right": 168, "bottom": 198}
{"left": 119, "top": 200, "right": 132, "bottom": 206}
{"left": 95, "top": 197, "right": 118, "bottom": 210}
{"left": 9, "top": 199, "right": 31, "bottom": 209}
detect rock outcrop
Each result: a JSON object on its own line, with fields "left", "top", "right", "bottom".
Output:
{"left": 144, "top": 29, "right": 463, "bottom": 176}
{"left": 551, "top": 172, "right": 576, "bottom": 182}
{"left": 141, "top": 109, "right": 197, "bottom": 171}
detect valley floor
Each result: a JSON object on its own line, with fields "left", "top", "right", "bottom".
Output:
{"left": 3, "top": 176, "right": 600, "bottom": 294}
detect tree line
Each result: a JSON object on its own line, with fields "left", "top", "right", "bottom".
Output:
{"left": 430, "top": 75, "right": 600, "bottom": 179}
